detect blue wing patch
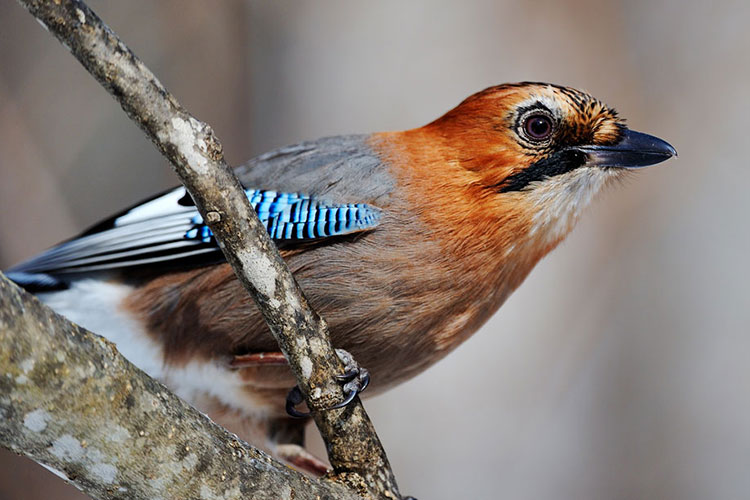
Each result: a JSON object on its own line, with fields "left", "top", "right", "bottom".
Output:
{"left": 185, "top": 189, "right": 380, "bottom": 243}
{"left": 6, "top": 187, "right": 381, "bottom": 277}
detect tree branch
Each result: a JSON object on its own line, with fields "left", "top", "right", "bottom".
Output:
{"left": 12, "top": 0, "right": 402, "bottom": 498}
{"left": 0, "top": 273, "right": 359, "bottom": 500}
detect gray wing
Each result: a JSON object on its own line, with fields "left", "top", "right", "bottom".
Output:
{"left": 7, "top": 135, "right": 394, "bottom": 290}
{"left": 236, "top": 135, "right": 394, "bottom": 206}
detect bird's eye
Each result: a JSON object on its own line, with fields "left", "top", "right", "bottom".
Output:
{"left": 522, "top": 114, "right": 554, "bottom": 141}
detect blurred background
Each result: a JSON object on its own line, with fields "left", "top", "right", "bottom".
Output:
{"left": 1, "top": 1, "right": 748, "bottom": 499}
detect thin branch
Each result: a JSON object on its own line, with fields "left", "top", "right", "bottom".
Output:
{"left": 0, "top": 273, "right": 359, "bottom": 500}
{"left": 14, "top": 0, "right": 402, "bottom": 498}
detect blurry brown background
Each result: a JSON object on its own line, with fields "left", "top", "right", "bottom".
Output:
{"left": 1, "top": 1, "right": 748, "bottom": 499}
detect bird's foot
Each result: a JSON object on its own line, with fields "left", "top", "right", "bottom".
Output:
{"left": 286, "top": 348, "right": 370, "bottom": 418}
{"left": 275, "top": 443, "right": 330, "bottom": 476}
{"left": 333, "top": 348, "right": 371, "bottom": 405}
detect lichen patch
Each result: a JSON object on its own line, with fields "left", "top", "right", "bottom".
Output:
{"left": 23, "top": 409, "right": 50, "bottom": 432}
{"left": 50, "top": 435, "right": 85, "bottom": 461}
{"left": 49, "top": 435, "right": 118, "bottom": 484}
{"left": 237, "top": 247, "right": 277, "bottom": 298}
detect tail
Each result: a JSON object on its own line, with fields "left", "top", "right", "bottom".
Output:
{"left": 3, "top": 270, "right": 68, "bottom": 292}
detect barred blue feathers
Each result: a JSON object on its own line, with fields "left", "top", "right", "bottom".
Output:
{"left": 185, "top": 189, "right": 381, "bottom": 243}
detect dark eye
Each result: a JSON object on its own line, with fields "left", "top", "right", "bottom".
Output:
{"left": 523, "top": 114, "right": 554, "bottom": 141}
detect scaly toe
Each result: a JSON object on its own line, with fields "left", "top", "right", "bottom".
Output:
{"left": 285, "top": 349, "right": 371, "bottom": 417}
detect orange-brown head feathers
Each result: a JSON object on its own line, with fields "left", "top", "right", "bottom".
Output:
{"left": 424, "top": 82, "right": 628, "bottom": 191}
{"left": 373, "top": 81, "right": 675, "bottom": 291}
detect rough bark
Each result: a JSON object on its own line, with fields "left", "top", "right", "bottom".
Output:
{"left": 10, "top": 0, "right": 403, "bottom": 498}
{"left": 0, "top": 274, "right": 359, "bottom": 500}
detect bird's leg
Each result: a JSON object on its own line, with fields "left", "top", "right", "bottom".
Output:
{"left": 268, "top": 418, "right": 330, "bottom": 476}
{"left": 286, "top": 348, "right": 370, "bottom": 418}
{"left": 229, "top": 351, "right": 289, "bottom": 367}
{"left": 230, "top": 349, "right": 369, "bottom": 417}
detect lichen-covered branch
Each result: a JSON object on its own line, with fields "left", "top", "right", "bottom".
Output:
{"left": 0, "top": 274, "right": 360, "bottom": 500}
{"left": 14, "top": 0, "right": 401, "bottom": 498}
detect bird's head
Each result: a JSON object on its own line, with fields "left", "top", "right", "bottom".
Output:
{"left": 419, "top": 82, "right": 676, "bottom": 247}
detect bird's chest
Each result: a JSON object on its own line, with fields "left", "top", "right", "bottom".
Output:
{"left": 302, "top": 220, "right": 511, "bottom": 392}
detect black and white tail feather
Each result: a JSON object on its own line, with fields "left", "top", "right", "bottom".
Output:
{"left": 6, "top": 186, "right": 381, "bottom": 290}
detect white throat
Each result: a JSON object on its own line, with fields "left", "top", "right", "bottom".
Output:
{"left": 526, "top": 167, "right": 621, "bottom": 245}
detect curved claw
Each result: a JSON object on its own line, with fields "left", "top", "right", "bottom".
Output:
{"left": 285, "top": 350, "right": 371, "bottom": 417}
{"left": 285, "top": 386, "right": 310, "bottom": 418}
{"left": 328, "top": 387, "right": 359, "bottom": 410}
{"left": 336, "top": 370, "right": 359, "bottom": 383}
{"left": 359, "top": 372, "right": 370, "bottom": 392}
{"left": 330, "top": 371, "right": 370, "bottom": 410}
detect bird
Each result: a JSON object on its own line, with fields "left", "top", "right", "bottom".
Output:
{"left": 5, "top": 82, "right": 676, "bottom": 472}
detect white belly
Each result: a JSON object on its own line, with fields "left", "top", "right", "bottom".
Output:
{"left": 38, "top": 279, "right": 270, "bottom": 419}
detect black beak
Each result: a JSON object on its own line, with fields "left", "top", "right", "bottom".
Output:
{"left": 577, "top": 129, "right": 677, "bottom": 169}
